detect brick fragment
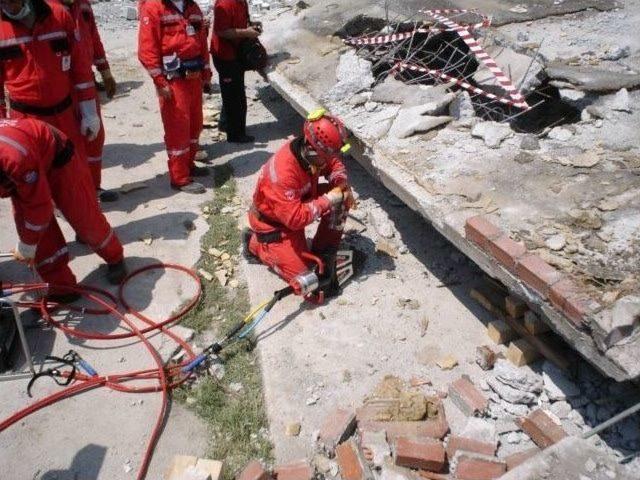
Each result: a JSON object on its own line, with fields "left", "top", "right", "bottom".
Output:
{"left": 356, "top": 401, "right": 449, "bottom": 441}
{"left": 487, "top": 234, "right": 527, "bottom": 273}
{"left": 337, "top": 439, "right": 374, "bottom": 480}
{"left": 274, "top": 461, "right": 314, "bottom": 480}
{"left": 486, "top": 320, "right": 517, "bottom": 345}
{"left": 446, "top": 435, "right": 497, "bottom": 459}
{"left": 506, "top": 338, "right": 540, "bottom": 366}
{"left": 453, "top": 453, "right": 506, "bottom": 480}
{"left": 504, "top": 447, "right": 540, "bottom": 470}
{"left": 475, "top": 345, "right": 497, "bottom": 371}
{"left": 550, "top": 278, "right": 601, "bottom": 327}
{"left": 448, "top": 376, "right": 488, "bottom": 417}
{"left": 238, "top": 461, "right": 270, "bottom": 480}
{"left": 465, "top": 216, "right": 503, "bottom": 250}
{"left": 395, "top": 437, "right": 446, "bottom": 472}
{"left": 517, "top": 409, "right": 568, "bottom": 449}
{"left": 417, "top": 471, "right": 450, "bottom": 480}
{"left": 516, "top": 255, "right": 563, "bottom": 298}
{"left": 504, "top": 295, "right": 528, "bottom": 318}
{"left": 318, "top": 407, "right": 357, "bottom": 456}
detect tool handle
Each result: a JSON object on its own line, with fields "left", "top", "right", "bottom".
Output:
{"left": 78, "top": 359, "right": 98, "bottom": 377}
{"left": 182, "top": 353, "right": 207, "bottom": 373}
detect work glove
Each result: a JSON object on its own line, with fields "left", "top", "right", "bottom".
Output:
{"left": 341, "top": 185, "right": 356, "bottom": 210}
{"left": 324, "top": 186, "right": 344, "bottom": 207}
{"left": 13, "top": 240, "right": 36, "bottom": 266}
{"left": 79, "top": 100, "right": 101, "bottom": 141}
{"left": 100, "top": 69, "right": 117, "bottom": 99}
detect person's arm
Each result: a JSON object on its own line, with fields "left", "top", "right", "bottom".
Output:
{"left": 197, "top": 7, "right": 212, "bottom": 88}
{"left": 138, "top": 2, "right": 171, "bottom": 97}
{"left": 65, "top": 8, "right": 97, "bottom": 103}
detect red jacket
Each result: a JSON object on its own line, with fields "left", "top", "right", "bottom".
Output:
{"left": 0, "top": 118, "right": 73, "bottom": 246}
{"left": 138, "top": 0, "right": 211, "bottom": 89}
{"left": 210, "top": 0, "right": 248, "bottom": 61}
{"left": 0, "top": 0, "right": 96, "bottom": 116}
{"left": 62, "top": 0, "right": 110, "bottom": 72}
{"left": 250, "top": 139, "right": 348, "bottom": 233}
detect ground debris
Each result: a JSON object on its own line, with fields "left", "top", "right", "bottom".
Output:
{"left": 363, "top": 375, "right": 438, "bottom": 421}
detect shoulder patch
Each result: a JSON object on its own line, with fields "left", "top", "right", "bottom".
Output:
{"left": 24, "top": 170, "right": 38, "bottom": 184}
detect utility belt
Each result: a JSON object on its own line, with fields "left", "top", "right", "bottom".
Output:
{"left": 163, "top": 54, "right": 205, "bottom": 80}
{"left": 249, "top": 205, "right": 285, "bottom": 244}
{"left": 9, "top": 95, "right": 72, "bottom": 117}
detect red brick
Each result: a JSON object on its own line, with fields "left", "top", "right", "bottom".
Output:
{"left": 517, "top": 409, "right": 568, "bottom": 449}
{"left": 275, "top": 461, "right": 314, "bottom": 480}
{"left": 318, "top": 407, "right": 357, "bottom": 455}
{"left": 504, "top": 447, "right": 540, "bottom": 471}
{"left": 336, "top": 439, "right": 370, "bottom": 480}
{"left": 465, "top": 216, "right": 503, "bottom": 250}
{"left": 238, "top": 460, "right": 271, "bottom": 480}
{"left": 418, "top": 471, "right": 450, "bottom": 480}
{"left": 487, "top": 234, "right": 527, "bottom": 273}
{"left": 445, "top": 436, "right": 496, "bottom": 459}
{"left": 448, "top": 377, "right": 488, "bottom": 417}
{"left": 516, "top": 255, "right": 563, "bottom": 298}
{"left": 454, "top": 454, "right": 506, "bottom": 480}
{"left": 395, "top": 437, "right": 446, "bottom": 472}
{"left": 549, "top": 278, "right": 599, "bottom": 328}
{"left": 357, "top": 401, "right": 449, "bottom": 441}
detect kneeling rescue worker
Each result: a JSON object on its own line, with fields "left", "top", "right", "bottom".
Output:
{"left": 246, "top": 109, "right": 354, "bottom": 301}
{"left": 138, "top": 0, "right": 212, "bottom": 194}
{"left": 0, "top": 118, "right": 126, "bottom": 302}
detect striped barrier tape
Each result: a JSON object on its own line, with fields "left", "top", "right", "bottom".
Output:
{"left": 424, "top": 11, "right": 529, "bottom": 109}
{"left": 393, "top": 61, "right": 528, "bottom": 109}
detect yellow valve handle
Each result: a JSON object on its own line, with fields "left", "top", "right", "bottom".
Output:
{"left": 307, "top": 108, "right": 326, "bottom": 121}
{"left": 340, "top": 143, "right": 351, "bottom": 154}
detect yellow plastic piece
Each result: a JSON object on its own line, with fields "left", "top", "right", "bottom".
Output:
{"left": 340, "top": 143, "right": 351, "bottom": 154}
{"left": 307, "top": 108, "right": 326, "bottom": 121}
{"left": 243, "top": 300, "right": 270, "bottom": 324}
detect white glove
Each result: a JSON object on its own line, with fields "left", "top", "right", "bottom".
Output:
{"left": 15, "top": 240, "right": 36, "bottom": 263}
{"left": 79, "top": 100, "right": 101, "bottom": 141}
{"left": 324, "top": 187, "right": 344, "bottom": 207}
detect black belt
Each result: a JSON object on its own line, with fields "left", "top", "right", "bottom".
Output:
{"left": 10, "top": 95, "right": 72, "bottom": 116}
{"left": 250, "top": 205, "right": 285, "bottom": 244}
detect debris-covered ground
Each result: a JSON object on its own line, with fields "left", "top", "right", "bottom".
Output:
{"left": 258, "top": 0, "right": 640, "bottom": 383}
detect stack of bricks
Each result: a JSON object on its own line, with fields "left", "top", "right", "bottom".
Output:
{"left": 465, "top": 215, "right": 601, "bottom": 329}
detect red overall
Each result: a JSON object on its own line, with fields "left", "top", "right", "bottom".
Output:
{"left": 248, "top": 140, "right": 349, "bottom": 286}
{"left": 0, "top": 0, "right": 96, "bottom": 168}
{"left": 138, "top": 0, "right": 211, "bottom": 187}
{"left": 63, "top": 0, "right": 110, "bottom": 189}
{"left": 0, "top": 118, "right": 123, "bottom": 289}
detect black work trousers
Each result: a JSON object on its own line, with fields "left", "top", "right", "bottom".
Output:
{"left": 213, "top": 57, "right": 247, "bottom": 140}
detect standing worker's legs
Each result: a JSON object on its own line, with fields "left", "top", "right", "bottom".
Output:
{"left": 49, "top": 151, "right": 125, "bottom": 282}
{"left": 213, "top": 58, "right": 249, "bottom": 142}
{"left": 188, "top": 76, "right": 204, "bottom": 169}
{"left": 159, "top": 78, "right": 203, "bottom": 191}
{"left": 85, "top": 100, "right": 105, "bottom": 190}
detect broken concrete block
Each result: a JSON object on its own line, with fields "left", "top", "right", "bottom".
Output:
{"left": 488, "top": 359, "right": 542, "bottom": 403}
{"left": 194, "top": 459, "right": 223, "bottom": 480}
{"left": 371, "top": 76, "right": 453, "bottom": 107}
{"left": 461, "top": 418, "right": 497, "bottom": 444}
{"left": 180, "top": 466, "right": 211, "bottom": 480}
{"left": 519, "top": 134, "right": 539, "bottom": 151}
{"left": 547, "top": 126, "right": 573, "bottom": 141}
{"left": 471, "top": 121, "right": 513, "bottom": 148}
{"left": 389, "top": 106, "right": 453, "bottom": 139}
{"left": 368, "top": 209, "right": 395, "bottom": 239}
{"left": 541, "top": 360, "right": 580, "bottom": 401}
{"left": 546, "top": 63, "right": 640, "bottom": 92}
{"left": 591, "top": 295, "right": 640, "bottom": 349}
{"left": 324, "top": 51, "right": 374, "bottom": 102}
{"left": 449, "top": 90, "right": 475, "bottom": 120}
{"left": 472, "top": 45, "right": 544, "bottom": 94}
{"left": 610, "top": 88, "right": 631, "bottom": 112}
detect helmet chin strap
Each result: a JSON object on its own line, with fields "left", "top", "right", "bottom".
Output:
{"left": 3, "top": 0, "right": 32, "bottom": 19}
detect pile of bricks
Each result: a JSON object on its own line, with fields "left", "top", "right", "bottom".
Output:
{"left": 235, "top": 376, "right": 571, "bottom": 480}
{"left": 465, "top": 216, "right": 601, "bottom": 329}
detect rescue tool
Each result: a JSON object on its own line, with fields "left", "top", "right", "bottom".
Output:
{"left": 183, "top": 248, "right": 357, "bottom": 373}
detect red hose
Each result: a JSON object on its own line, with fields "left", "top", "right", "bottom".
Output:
{"left": 0, "top": 263, "right": 203, "bottom": 479}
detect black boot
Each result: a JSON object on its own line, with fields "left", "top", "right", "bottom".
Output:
{"left": 106, "top": 261, "right": 127, "bottom": 285}
{"left": 241, "top": 228, "right": 260, "bottom": 264}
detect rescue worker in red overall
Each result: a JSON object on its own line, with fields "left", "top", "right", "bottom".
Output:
{"left": 247, "top": 109, "right": 354, "bottom": 300}
{"left": 57, "top": 0, "right": 119, "bottom": 202}
{"left": 210, "top": 0, "right": 259, "bottom": 143}
{"left": 0, "top": 0, "right": 101, "bottom": 168}
{"left": 138, "top": 0, "right": 212, "bottom": 194}
{"left": 0, "top": 118, "right": 126, "bottom": 301}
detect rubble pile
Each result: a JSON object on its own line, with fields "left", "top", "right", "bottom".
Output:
{"left": 234, "top": 374, "right": 638, "bottom": 480}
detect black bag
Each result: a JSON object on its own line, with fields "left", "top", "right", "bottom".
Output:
{"left": 237, "top": 38, "right": 268, "bottom": 71}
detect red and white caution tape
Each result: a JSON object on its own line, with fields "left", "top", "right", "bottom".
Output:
{"left": 424, "top": 11, "right": 529, "bottom": 109}
{"left": 393, "top": 61, "right": 526, "bottom": 109}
